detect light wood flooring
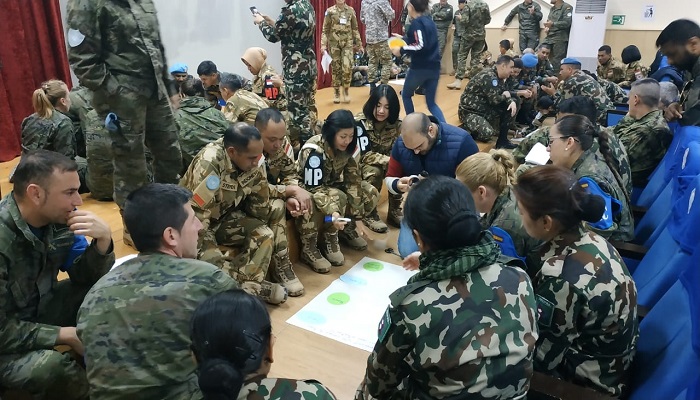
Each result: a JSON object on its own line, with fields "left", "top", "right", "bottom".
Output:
{"left": 0, "top": 75, "right": 492, "bottom": 399}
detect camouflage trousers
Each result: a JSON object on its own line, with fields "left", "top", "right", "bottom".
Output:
{"left": 437, "top": 27, "right": 450, "bottom": 58}
{"left": 296, "top": 187, "right": 347, "bottom": 236}
{"left": 286, "top": 79, "right": 317, "bottom": 148}
{"left": 75, "top": 156, "right": 89, "bottom": 194}
{"left": 199, "top": 210, "right": 273, "bottom": 284}
{"left": 0, "top": 281, "right": 90, "bottom": 399}
{"left": 330, "top": 42, "right": 354, "bottom": 88}
{"left": 361, "top": 153, "right": 390, "bottom": 193}
{"left": 92, "top": 91, "right": 182, "bottom": 209}
{"left": 543, "top": 39, "right": 568, "bottom": 71}
{"left": 456, "top": 37, "right": 486, "bottom": 79}
{"left": 519, "top": 30, "right": 540, "bottom": 53}
{"left": 461, "top": 112, "right": 511, "bottom": 142}
{"left": 269, "top": 198, "right": 289, "bottom": 254}
{"left": 452, "top": 35, "right": 462, "bottom": 72}
{"left": 366, "top": 41, "right": 392, "bottom": 84}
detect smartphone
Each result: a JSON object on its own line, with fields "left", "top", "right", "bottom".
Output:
{"left": 250, "top": 6, "right": 259, "bottom": 15}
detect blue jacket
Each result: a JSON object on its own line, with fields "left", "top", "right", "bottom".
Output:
{"left": 401, "top": 15, "right": 441, "bottom": 71}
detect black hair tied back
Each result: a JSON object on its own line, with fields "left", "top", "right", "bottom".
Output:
{"left": 574, "top": 189, "right": 606, "bottom": 223}
{"left": 197, "top": 358, "right": 245, "bottom": 400}
{"left": 446, "top": 210, "right": 481, "bottom": 247}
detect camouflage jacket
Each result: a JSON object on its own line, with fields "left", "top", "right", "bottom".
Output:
{"left": 513, "top": 126, "right": 551, "bottom": 164}
{"left": 598, "top": 79, "right": 629, "bottom": 104}
{"left": 572, "top": 149, "right": 634, "bottom": 241}
{"left": 252, "top": 63, "right": 288, "bottom": 112}
{"left": 67, "top": 0, "right": 175, "bottom": 101}
{"left": 64, "top": 86, "right": 93, "bottom": 158}
{"left": 619, "top": 61, "right": 649, "bottom": 88}
{"left": 322, "top": 4, "right": 362, "bottom": 48}
{"left": 544, "top": 2, "right": 573, "bottom": 41}
{"left": 504, "top": 2, "right": 543, "bottom": 33}
{"left": 597, "top": 57, "right": 626, "bottom": 84}
{"left": 20, "top": 111, "right": 77, "bottom": 159}
{"left": 463, "top": 0, "right": 491, "bottom": 41}
{"left": 258, "top": 0, "right": 317, "bottom": 85}
{"left": 222, "top": 90, "right": 268, "bottom": 126}
{"left": 430, "top": 3, "right": 454, "bottom": 29}
{"left": 453, "top": 8, "right": 467, "bottom": 38}
{"left": 536, "top": 58, "right": 555, "bottom": 81}
{"left": 203, "top": 72, "right": 224, "bottom": 109}
{"left": 534, "top": 225, "right": 638, "bottom": 397}
{"left": 297, "top": 134, "right": 364, "bottom": 218}
{"left": 360, "top": 0, "right": 394, "bottom": 44}
{"left": 264, "top": 135, "right": 299, "bottom": 200}
{"left": 77, "top": 253, "right": 236, "bottom": 400}
{"left": 0, "top": 193, "right": 114, "bottom": 355}
{"left": 238, "top": 376, "right": 337, "bottom": 399}
{"left": 176, "top": 96, "right": 229, "bottom": 169}
{"left": 554, "top": 70, "right": 614, "bottom": 125}
{"left": 611, "top": 109, "right": 671, "bottom": 187}
{"left": 358, "top": 247, "right": 538, "bottom": 399}
{"left": 680, "top": 57, "right": 700, "bottom": 126}
{"left": 459, "top": 67, "right": 512, "bottom": 120}
{"left": 354, "top": 112, "right": 401, "bottom": 168}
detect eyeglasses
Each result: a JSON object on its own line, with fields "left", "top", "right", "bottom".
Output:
{"left": 546, "top": 135, "right": 578, "bottom": 146}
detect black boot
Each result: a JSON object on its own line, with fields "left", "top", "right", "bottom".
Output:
{"left": 495, "top": 120, "right": 517, "bottom": 149}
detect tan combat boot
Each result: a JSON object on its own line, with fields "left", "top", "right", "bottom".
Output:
{"left": 338, "top": 221, "right": 368, "bottom": 250}
{"left": 270, "top": 250, "right": 304, "bottom": 297}
{"left": 240, "top": 280, "right": 288, "bottom": 305}
{"left": 321, "top": 230, "right": 345, "bottom": 266}
{"left": 386, "top": 193, "right": 403, "bottom": 228}
{"left": 446, "top": 79, "right": 462, "bottom": 90}
{"left": 363, "top": 209, "right": 388, "bottom": 233}
{"left": 300, "top": 233, "right": 332, "bottom": 274}
{"left": 333, "top": 88, "right": 341, "bottom": 104}
{"left": 342, "top": 87, "right": 351, "bottom": 103}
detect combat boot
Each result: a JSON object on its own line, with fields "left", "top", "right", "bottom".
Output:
{"left": 333, "top": 88, "right": 341, "bottom": 104}
{"left": 321, "top": 230, "right": 345, "bottom": 266}
{"left": 240, "top": 280, "right": 288, "bottom": 305}
{"left": 363, "top": 209, "right": 388, "bottom": 233}
{"left": 446, "top": 79, "right": 462, "bottom": 90}
{"left": 270, "top": 250, "right": 304, "bottom": 297}
{"left": 300, "top": 234, "right": 332, "bottom": 274}
{"left": 342, "top": 87, "right": 351, "bottom": 103}
{"left": 386, "top": 193, "right": 403, "bottom": 228}
{"left": 338, "top": 221, "right": 368, "bottom": 251}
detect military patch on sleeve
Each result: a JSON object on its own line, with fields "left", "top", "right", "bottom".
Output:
{"left": 536, "top": 294, "right": 555, "bottom": 328}
{"left": 377, "top": 307, "right": 392, "bottom": 342}
{"left": 206, "top": 175, "right": 220, "bottom": 190}
{"left": 566, "top": 12, "right": 572, "bottom": 17}
{"left": 492, "top": 79, "right": 499, "bottom": 87}
{"left": 193, "top": 193, "right": 206, "bottom": 208}
{"left": 67, "top": 29, "right": 86, "bottom": 47}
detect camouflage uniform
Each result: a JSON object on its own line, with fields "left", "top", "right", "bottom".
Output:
{"left": 251, "top": 64, "right": 288, "bottom": 113}
{"left": 455, "top": 0, "right": 491, "bottom": 79}
{"left": 322, "top": 4, "right": 362, "bottom": 90}
{"left": 176, "top": 96, "right": 229, "bottom": 171}
{"left": 202, "top": 72, "right": 224, "bottom": 109}
{"left": 354, "top": 113, "right": 401, "bottom": 193}
{"left": 222, "top": 89, "right": 268, "bottom": 126}
{"left": 356, "top": 240, "right": 538, "bottom": 399}
{"left": 504, "top": 1, "right": 543, "bottom": 52}
{"left": 451, "top": 7, "right": 467, "bottom": 72}
{"left": 542, "top": 2, "right": 573, "bottom": 70}
{"left": 67, "top": 0, "right": 183, "bottom": 210}
{"left": 258, "top": 0, "right": 317, "bottom": 147}
{"left": 360, "top": 0, "right": 394, "bottom": 85}
{"left": 678, "top": 57, "right": 700, "bottom": 126}
{"left": 0, "top": 194, "right": 114, "bottom": 399}
{"left": 513, "top": 125, "right": 551, "bottom": 164}
{"left": 553, "top": 70, "right": 614, "bottom": 125}
{"left": 598, "top": 79, "right": 629, "bottom": 104}
{"left": 64, "top": 86, "right": 93, "bottom": 158}
{"left": 619, "top": 61, "right": 649, "bottom": 88}
{"left": 464, "top": 51, "right": 495, "bottom": 80}
{"left": 596, "top": 57, "right": 626, "bottom": 84}
{"left": 240, "top": 376, "right": 337, "bottom": 399}
{"left": 610, "top": 109, "right": 671, "bottom": 187}
{"left": 84, "top": 109, "right": 114, "bottom": 200}
{"left": 535, "top": 57, "right": 555, "bottom": 83}
{"left": 458, "top": 67, "right": 515, "bottom": 142}
{"left": 430, "top": 2, "right": 454, "bottom": 57}
{"left": 77, "top": 253, "right": 237, "bottom": 400}
{"left": 534, "top": 225, "right": 638, "bottom": 397}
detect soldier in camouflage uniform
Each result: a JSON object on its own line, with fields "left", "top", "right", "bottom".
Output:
{"left": 197, "top": 61, "right": 226, "bottom": 109}
{"left": 255, "top": 0, "right": 317, "bottom": 149}
{"left": 77, "top": 183, "right": 237, "bottom": 400}
{"left": 462, "top": 50, "right": 495, "bottom": 80}
{"left": 447, "top": 0, "right": 491, "bottom": 90}
{"left": 502, "top": 0, "right": 543, "bottom": 53}
{"left": 241, "top": 47, "right": 288, "bottom": 115}
{"left": 619, "top": 45, "right": 649, "bottom": 88}
{"left": 83, "top": 109, "right": 115, "bottom": 201}
{"left": 430, "top": 0, "right": 454, "bottom": 59}
{"left": 322, "top": 0, "right": 362, "bottom": 104}
{"left": 542, "top": 0, "right": 573, "bottom": 70}
{"left": 360, "top": 0, "right": 394, "bottom": 87}
{"left": 596, "top": 45, "right": 626, "bottom": 83}
{"left": 597, "top": 76, "right": 629, "bottom": 104}
{"left": 176, "top": 78, "right": 229, "bottom": 171}
{"left": 219, "top": 73, "right": 268, "bottom": 126}
{"left": 180, "top": 123, "right": 287, "bottom": 305}
{"left": 0, "top": 151, "right": 114, "bottom": 399}
{"left": 297, "top": 110, "right": 379, "bottom": 271}
{"left": 356, "top": 176, "right": 538, "bottom": 400}
{"left": 67, "top": 0, "right": 183, "bottom": 214}
{"left": 451, "top": 0, "right": 467, "bottom": 74}
{"left": 514, "top": 166, "right": 638, "bottom": 397}
{"left": 62, "top": 86, "right": 92, "bottom": 158}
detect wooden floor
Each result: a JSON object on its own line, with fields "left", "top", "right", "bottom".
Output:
{"left": 0, "top": 75, "right": 491, "bottom": 399}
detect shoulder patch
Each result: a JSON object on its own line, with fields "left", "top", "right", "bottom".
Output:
{"left": 67, "top": 29, "right": 86, "bottom": 48}
{"left": 566, "top": 12, "right": 572, "bottom": 17}
{"left": 206, "top": 175, "right": 220, "bottom": 190}
{"left": 377, "top": 307, "right": 392, "bottom": 342}
{"left": 536, "top": 294, "right": 555, "bottom": 327}
{"left": 308, "top": 155, "right": 321, "bottom": 168}
{"left": 492, "top": 79, "right": 499, "bottom": 87}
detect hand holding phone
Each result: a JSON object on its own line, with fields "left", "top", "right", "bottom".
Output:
{"left": 250, "top": 6, "right": 259, "bottom": 15}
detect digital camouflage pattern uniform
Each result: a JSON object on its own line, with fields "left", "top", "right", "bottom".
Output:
{"left": 534, "top": 225, "right": 638, "bottom": 397}
{"left": 84, "top": 109, "right": 114, "bottom": 200}
{"left": 258, "top": 0, "right": 317, "bottom": 147}
{"left": 596, "top": 57, "right": 626, "bottom": 84}
{"left": 77, "top": 253, "right": 237, "bottom": 400}
{"left": 239, "top": 376, "right": 338, "bottom": 400}
{"left": 542, "top": 1, "right": 573, "bottom": 70}
{"left": 598, "top": 78, "right": 629, "bottom": 104}
{"left": 176, "top": 96, "right": 229, "bottom": 171}
{"left": 452, "top": 6, "right": 467, "bottom": 72}
{"left": 360, "top": 0, "right": 394, "bottom": 85}
{"left": 455, "top": 0, "right": 491, "bottom": 79}
{"left": 0, "top": 194, "right": 114, "bottom": 399}
{"left": 553, "top": 70, "right": 614, "bottom": 125}
{"left": 356, "top": 240, "right": 538, "bottom": 400}
{"left": 222, "top": 89, "right": 268, "bottom": 126}
{"left": 322, "top": 4, "right": 362, "bottom": 90}
{"left": 619, "top": 61, "right": 649, "bottom": 88}
{"left": 609, "top": 109, "right": 671, "bottom": 187}
{"left": 458, "top": 67, "right": 515, "bottom": 142}
{"left": 67, "top": 0, "right": 183, "bottom": 209}
{"left": 64, "top": 86, "right": 93, "bottom": 158}
{"left": 504, "top": 1, "right": 543, "bottom": 53}
{"left": 430, "top": 2, "right": 454, "bottom": 57}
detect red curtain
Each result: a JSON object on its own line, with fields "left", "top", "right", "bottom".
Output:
{"left": 313, "top": 0, "right": 404, "bottom": 89}
{"left": 0, "top": 0, "right": 72, "bottom": 161}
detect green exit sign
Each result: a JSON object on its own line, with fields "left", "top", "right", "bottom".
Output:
{"left": 612, "top": 15, "right": 626, "bottom": 25}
